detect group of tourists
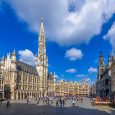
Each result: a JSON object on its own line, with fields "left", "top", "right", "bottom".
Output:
{"left": 0, "top": 96, "right": 86, "bottom": 110}
{"left": 56, "top": 98, "right": 65, "bottom": 107}
{"left": 76, "top": 97, "right": 84, "bottom": 103}
{"left": 25, "top": 96, "right": 86, "bottom": 107}
{"left": 27, "top": 97, "right": 31, "bottom": 103}
{"left": 55, "top": 96, "right": 86, "bottom": 107}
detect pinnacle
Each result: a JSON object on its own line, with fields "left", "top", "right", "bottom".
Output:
{"left": 41, "top": 17, "right": 43, "bottom": 22}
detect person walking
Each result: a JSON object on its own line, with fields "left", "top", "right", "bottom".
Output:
{"left": 37, "top": 99, "right": 39, "bottom": 104}
{"left": 29, "top": 98, "right": 31, "bottom": 103}
{"left": 47, "top": 98, "right": 49, "bottom": 105}
{"left": 63, "top": 99, "right": 65, "bottom": 106}
{"left": 51, "top": 99, "right": 53, "bottom": 104}
{"left": 81, "top": 98, "right": 83, "bottom": 103}
{"left": 72, "top": 100, "right": 75, "bottom": 107}
{"left": 6, "top": 100, "right": 11, "bottom": 108}
{"left": 27, "top": 98, "right": 29, "bottom": 103}
{"left": 60, "top": 99, "right": 62, "bottom": 107}
{"left": 56, "top": 100, "right": 58, "bottom": 107}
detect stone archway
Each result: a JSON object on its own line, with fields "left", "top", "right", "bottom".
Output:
{"left": 106, "top": 89, "right": 109, "bottom": 97}
{"left": 4, "top": 84, "right": 11, "bottom": 99}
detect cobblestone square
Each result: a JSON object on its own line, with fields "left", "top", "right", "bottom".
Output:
{"left": 0, "top": 98, "right": 115, "bottom": 115}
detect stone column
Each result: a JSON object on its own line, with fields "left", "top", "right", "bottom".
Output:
{"left": 16, "top": 91, "right": 18, "bottom": 100}
{"left": 11, "top": 92, "right": 14, "bottom": 100}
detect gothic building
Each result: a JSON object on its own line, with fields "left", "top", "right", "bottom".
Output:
{"left": 111, "top": 56, "right": 115, "bottom": 99}
{"left": 89, "top": 84, "right": 96, "bottom": 97}
{"left": 0, "top": 18, "right": 90, "bottom": 100}
{"left": 0, "top": 64, "right": 4, "bottom": 99}
{"left": 96, "top": 52, "right": 115, "bottom": 98}
{"left": 47, "top": 73, "right": 56, "bottom": 97}
{"left": 0, "top": 18, "right": 55, "bottom": 99}
{"left": 36, "top": 17, "right": 48, "bottom": 98}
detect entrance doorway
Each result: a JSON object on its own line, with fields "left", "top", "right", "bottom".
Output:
{"left": 4, "top": 84, "right": 11, "bottom": 99}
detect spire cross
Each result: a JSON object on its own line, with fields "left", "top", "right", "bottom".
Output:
{"left": 41, "top": 17, "right": 43, "bottom": 22}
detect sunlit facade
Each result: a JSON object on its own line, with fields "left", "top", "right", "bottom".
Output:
{"left": 55, "top": 79, "right": 90, "bottom": 97}
{"left": 0, "top": 19, "right": 90, "bottom": 100}
{"left": 0, "top": 18, "right": 48, "bottom": 99}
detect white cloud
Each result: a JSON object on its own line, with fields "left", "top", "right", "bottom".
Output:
{"left": 4, "top": 0, "right": 115, "bottom": 46}
{"left": 18, "top": 49, "right": 36, "bottom": 66}
{"left": 81, "top": 77, "right": 95, "bottom": 85}
{"left": 82, "top": 77, "right": 91, "bottom": 83}
{"left": 104, "top": 23, "right": 115, "bottom": 54}
{"left": 65, "top": 68, "right": 77, "bottom": 73}
{"left": 76, "top": 74, "right": 88, "bottom": 78}
{"left": 65, "top": 48, "right": 83, "bottom": 61}
{"left": 88, "top": 67, "right": 97, "bottom": 73}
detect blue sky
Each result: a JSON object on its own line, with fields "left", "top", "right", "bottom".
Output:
{"left": 0, "top": 0, "right": 115, "bottom": 84}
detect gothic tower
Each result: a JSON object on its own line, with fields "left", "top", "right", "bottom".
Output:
{"left": 98, "top": 52, "right": 105, "bottom": 80}
{"left": 36, "top": 17, "right": 48, "bottom": 97}
{"left": 108, "top": 52, "right": 112, "bottom": 67}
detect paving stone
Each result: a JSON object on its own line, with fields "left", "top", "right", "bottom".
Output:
{"left": 0, "top": 98, "right": 115, "bottom": 115}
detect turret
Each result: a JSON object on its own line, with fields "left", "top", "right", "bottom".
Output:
{"left": 1, "top": 55, "right": 5, "bottom": 65}
{"left": 99, "top": 51, "right": 104, "bottom": 66}
{"left": 112, "top": 56, "right": 115, "bottom": 61}
{"left": 11, "top": 49, "right": 16, "bottom": 62}
{"left": 11, "top": 49, "right": 16, "bottom": 71}
{"left": 108, "top": 52, "right": 112, "bottom": 67}
{"left": 0, "top": 55, "right": 5, "bottom": 70}
{"left": 53, "top": 72, "right": 56, "bottom": 82}
{"left": 7, "top": 52, "right": 11, "bottom": 61}
{"left": 98, "top": 52, "right": 105, "bottom": 80}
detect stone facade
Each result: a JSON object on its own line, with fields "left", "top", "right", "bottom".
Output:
{"left": 47, "top": 73, "right": 56, "bottom": 97}
{"left": 55, "top": 79, "right": 89, "bottom": 97}
{"left": 89, "top": 84, "right": 96, "bottom": 97}
{"left": 0, "top": 18, "right": 48, "bottom": 100}
{"left": 36, "top": 17, "right": 48, "bottom": 98}
{"left": 0, "top": 18, "right": 90, "bottom": 99}
{"left": 0, "top": 64, "right": 4, "bottom": 98}
{"left": 96, "top": 52, "right": 115, "bottom": 98}
{"left": 111, "top": 56, "right": 115, "bottom": 99}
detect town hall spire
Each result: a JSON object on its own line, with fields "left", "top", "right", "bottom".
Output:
{"left": 38, "top": 17, "right": 46, "bottom": 56}
{"left": 36, "top": 17, "right": 48, "bottom": 97}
